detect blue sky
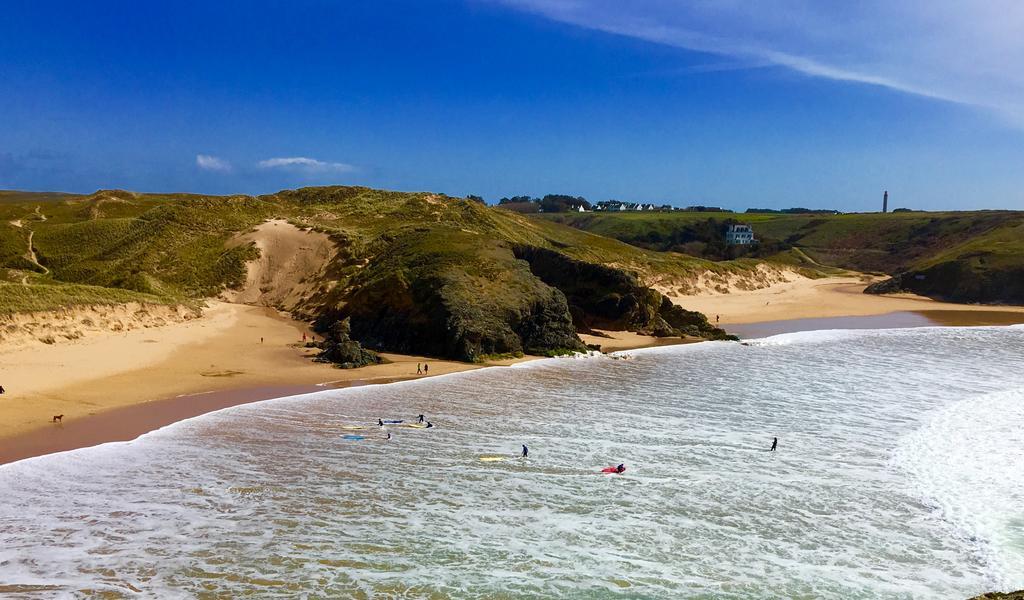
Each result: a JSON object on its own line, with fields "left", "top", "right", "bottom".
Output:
{"left": 1, "top": 0, "right": 1022, "bottom": 211}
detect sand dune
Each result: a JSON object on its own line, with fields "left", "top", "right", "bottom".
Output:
{"left": 222, "top": 219, "right": 337, "bottom": 313}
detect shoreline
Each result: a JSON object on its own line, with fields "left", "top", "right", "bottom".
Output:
{"left": 3, "top": 277, "right": 1024, "bottom": 466}
{"left": 4, "top": 309, "right": 1023, "bottom": 467}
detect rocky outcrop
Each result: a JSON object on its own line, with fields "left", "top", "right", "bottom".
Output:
{"left": 969, "top": 591, "right": 1024, "bottom": 599}
{"left": 513, "top": 245, "right": 734, "bottom": 340}
{"left": 866, "top": 261, "right": 1024, "bottom": 304}
{"left": 315, "top": 235, "right": 586, "bottom": 362}
{"left": 315, "top": 317, "right": 382, "bottom": 369}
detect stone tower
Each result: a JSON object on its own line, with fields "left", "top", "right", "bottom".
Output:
{"left": 883, "top": 190, "right": 888, "bottom": 213}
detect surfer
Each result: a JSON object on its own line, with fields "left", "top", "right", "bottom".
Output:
{"left": 616, "top": 464, "right": 625, "bottom": 473}
{"left": 522, "top": 444, "right": 528, "bottom": 458}
{"left": 386, "top": 431, "right": 392, "bottom": 441}
{"left": 426, "top": 421, "right": 434, "bottom": 428}
{"left": 770, "top": 437, "right": 778, "bottom": 452}
{"left": 378, "top": 418, "right": 384, "bottom": 427}
{"left": 417, "top": 414, "right": 425, "bottom": 423}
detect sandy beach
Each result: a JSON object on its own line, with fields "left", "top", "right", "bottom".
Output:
{"left": 0, "top": 301, "right": 531, "bottom": 463}
{"left": 678, "top": 275, "right": 1024, "bottom": 325}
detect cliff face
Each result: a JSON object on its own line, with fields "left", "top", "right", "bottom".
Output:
{"left": 314, "top": 232, "right": 585, "bottom": 362}
{"left": 866, "top": 262, "right": 1024, "bottom": 304}
{"left": 513, "top": 246, "right": 734, "bottom": 340}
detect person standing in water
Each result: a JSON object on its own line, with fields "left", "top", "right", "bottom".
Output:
{"left": 417, "top": 414, "right": 425, "bottom": 423}
{"left": 522, "top": 444, "right": 528, "bottom": 458}
{"left": 770, "top": 437, "right": 778, "bottom": 452}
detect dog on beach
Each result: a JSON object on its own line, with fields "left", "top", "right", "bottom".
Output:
{"left": 52, "top": 414, "right": 63, "bottom": 423}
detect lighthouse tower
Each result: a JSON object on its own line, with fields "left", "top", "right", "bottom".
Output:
{"left": 883, "top": 190, "right": 888, "bottom": 213}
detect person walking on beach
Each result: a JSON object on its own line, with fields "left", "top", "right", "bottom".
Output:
{"left": 769, "top": 437, "right": 778, "bottom": 452}
{"left": 417, "top": 363, "right": 422, "bottom": 375}
{"left": 716, "top": 314, "right": 720, "bottom": 324}
{"left": 423, "top": 363, "right": 429, "bottom": 374}
{"left": 0, "top": 385, "right": 5, "bottom": 395}
{"left": 522, "top": 444, "right": 528, "bottom": 458}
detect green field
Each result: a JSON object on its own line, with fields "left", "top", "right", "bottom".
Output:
{"left": 540, "top": 210, "right": 1024, "bottom": 303}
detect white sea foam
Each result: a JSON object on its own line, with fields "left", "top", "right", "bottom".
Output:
{"left": 894, "top": 387, "right": 1024, "bottom": 591}
{"left": 1, "top": 326, "right": 1022, "bottom": 598}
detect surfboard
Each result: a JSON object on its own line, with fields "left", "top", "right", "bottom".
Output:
{"left": 342, "top": 435, "right": 365, "bottom": 441}
{"left": 479, "top": 456, "right": 507, "bottom": 462}
{"left": 402, "top": 423, "right": 428, "bottom": 429}
{"left": 340, "top": 426, "right": 366, "bottom": 430}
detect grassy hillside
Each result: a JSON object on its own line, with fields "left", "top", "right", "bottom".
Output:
{"left": 0, "top": 186, "right": 741, "bottom": 360}
{"left": 541, "top": 210, "right": 1024, "bottom": 304}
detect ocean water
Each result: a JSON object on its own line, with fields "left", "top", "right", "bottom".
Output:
{"left": 1, "top": 326, "right": 1023, "bottom": 599}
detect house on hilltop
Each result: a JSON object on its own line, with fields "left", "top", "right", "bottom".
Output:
{"left": 725, "top": 223, "right": 755, "bottom": 245}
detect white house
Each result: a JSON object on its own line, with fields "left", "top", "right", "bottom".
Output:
{"left": 725, "top": 224, "right": 755, "bottom": 245}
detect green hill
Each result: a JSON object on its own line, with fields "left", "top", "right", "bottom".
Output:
{"left": 0, "top": 187, "right": 746, "bottom": 361}
{"left": 540, "top": 210, "right": 1024, "bottom": 304}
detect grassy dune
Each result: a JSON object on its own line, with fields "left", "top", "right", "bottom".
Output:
{"left": 0, "top": 186, "right": 750, "bottom": 359}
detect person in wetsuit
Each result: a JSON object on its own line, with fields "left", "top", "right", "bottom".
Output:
{"left": 418, "top": 414, "right": 425, "bottom": 423}
{"left": 522, "top": 444, "right": 528, "bottom": 458}
{"left": 770, "top": 437, "right": 778, "bottom": 452}
{"left": 426, "top": 421, "right": 434, "bottom": 428}
{"left": 616, "top": 464, "right": 625, "bottom": 474}
{"left": 378, "top": 418, "right": 384, "bottom": 427}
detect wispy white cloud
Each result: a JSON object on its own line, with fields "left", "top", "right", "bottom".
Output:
{"left": 257, "top": 157, "right": 357, "bottom": 173}
{"left": 494, "top": 0, "right": 1024, "bottom": 125}
{"left": 195, "top": 154, "right": 232, "bottom": 172}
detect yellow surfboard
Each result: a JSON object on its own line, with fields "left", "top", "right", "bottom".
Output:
{"left": 479, "top": 456, "right": 507, "bottom": 462}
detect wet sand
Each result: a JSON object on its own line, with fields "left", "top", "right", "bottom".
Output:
{"left": 579, "top": 329, "right": 700, "bottom": 353}
{"left": 728, "top": 310, "right": 1024, "bottom": 339}
{"left": 0, "top": 376, "right": 440, "bottom": 465}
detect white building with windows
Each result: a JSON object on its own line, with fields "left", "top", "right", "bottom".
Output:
{"left": 725, "top": 224, "right": 755, "bottom": 245}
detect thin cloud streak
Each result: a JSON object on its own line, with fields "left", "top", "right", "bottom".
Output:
{"left": 494, "top": 0, "right": 1024, "bottom": 125}
{"left": 195, "top": 154, "right": 232, "bottom": 172}
{"left": 257, "top": 157, "right": 357, "bottom": 173}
